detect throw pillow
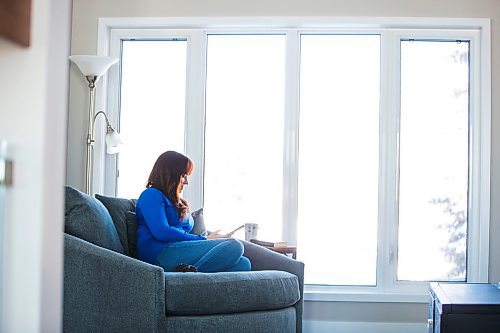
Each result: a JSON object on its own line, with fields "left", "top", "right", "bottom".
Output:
{"left": 95, "top": 194, "right": 137, "bottom": 257}
{"left": 64, "top": 186, "right": 124, "bottom": 254}
{"left": 125, "top": 211, "right": 138, "bottom": 259}
{"left": 190, "top": 208, "right": 207, "bottom": 236}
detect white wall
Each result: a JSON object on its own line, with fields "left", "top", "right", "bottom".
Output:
{"left": 304, "top": 320, "right": 425, "bottom": 333}
{"left": 0, "top": 0, "right": 71, "bottom": 332}
{"left": 67, "top": 0, "right": 500, "bottom": 329}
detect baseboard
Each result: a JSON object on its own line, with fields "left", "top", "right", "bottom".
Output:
{"left": 303, "top": 320, "right": 427, "bottom": 333}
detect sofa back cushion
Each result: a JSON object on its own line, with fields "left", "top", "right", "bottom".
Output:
{"left": 65, "top": 186, "right": 124, "bottom": 254}
{"left": 95, "top": 194, "right": 137, "bottom": 257}
{"left": 125, "top": 211, "right": 138, "bottom": 258}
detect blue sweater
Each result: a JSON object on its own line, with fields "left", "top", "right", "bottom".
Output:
{"left": 136, "top": 187, "right": 205, "bottom": 264}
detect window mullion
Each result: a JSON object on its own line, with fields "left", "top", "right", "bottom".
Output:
{"left": 103, "top": 30, "right": 123, "bottom": 196}
{"left": 282, "top": 29, "right": 300, "bottom": 246}
{"left": 377, "top": 30, "right": 401, "bottom": 292}
{"left": 184, "top": 30, "right": 207, "bottom": 211}
{"left": 467, "top": 30, "right": 490, "bottom": 283}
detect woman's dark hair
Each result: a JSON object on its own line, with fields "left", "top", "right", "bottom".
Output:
{"left": 146, "top": 151, "right": 194, "bottom": 218}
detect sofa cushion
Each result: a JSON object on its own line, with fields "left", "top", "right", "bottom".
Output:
{"left": 163, "top": 270, "right": 300, "bottom": 315}
{"left": 190, "top": 208, "right": 207, "bottom": 236}
{"left": 125, "top": 211, "right": 138, "bottom": 258}
{"left": 65, "top": 186, "right": 124, "bottom": 254}
{"left": 95, "top": 194, "right": 137, "bottom": 256}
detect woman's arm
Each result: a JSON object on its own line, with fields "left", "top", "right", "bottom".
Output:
{"left": 138, "top": 189, "right": 204, "bottom": 242}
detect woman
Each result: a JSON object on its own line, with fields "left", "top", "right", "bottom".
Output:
{"left": 136, "top": 150, "right": 251, "bottom": 273}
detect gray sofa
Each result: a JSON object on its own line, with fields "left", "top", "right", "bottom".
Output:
{"left": 63, "top": 186, "right": 304, "bottom": 333}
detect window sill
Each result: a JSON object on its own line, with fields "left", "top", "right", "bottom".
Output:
{"left": 304, "top": 286, "right": 429, "bottom": 303}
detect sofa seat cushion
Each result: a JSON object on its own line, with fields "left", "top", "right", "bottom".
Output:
{"left": 164, "top": 270, "right": 300, "bottom": 316}
{"left": 64, "top": 186, "right": 124, "bottom": 254}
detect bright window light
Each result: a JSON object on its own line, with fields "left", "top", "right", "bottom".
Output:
{"left": 298, "top": 35, "right": 380, "bottom": 285}
{"left": 398, "top": 40, "right": 469, "bottom": 281}
{"left": 203, "top": 35, "right": 286, "bottom": 240}
{"left": 117, "top": 40, "right": 187, "bottom": 199}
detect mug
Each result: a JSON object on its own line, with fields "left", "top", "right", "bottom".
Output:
{"left": 244, "top": 223, "right": 259, "bottom": 241}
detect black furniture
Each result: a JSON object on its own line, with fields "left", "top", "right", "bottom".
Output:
{"left": 429, "top": 282, "right": 500, "bottom": 333}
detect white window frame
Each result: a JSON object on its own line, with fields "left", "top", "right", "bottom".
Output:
{"left": 96, "top": 17, "right": 491, "bottom": 303}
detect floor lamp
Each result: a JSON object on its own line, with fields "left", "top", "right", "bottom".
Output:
{"left": 69, "top": 55, "right": 122, "bottom": 194}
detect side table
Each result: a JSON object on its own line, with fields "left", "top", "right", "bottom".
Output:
{"left": 263, "top": 246, "right": 297, "bottom": 259}
{"left": 429, "top": 282, "right": 500, "bottom": 333}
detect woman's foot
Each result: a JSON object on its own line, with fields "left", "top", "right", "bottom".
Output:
{"left": 174, "top": 263, "right": 198, "bottom": 272}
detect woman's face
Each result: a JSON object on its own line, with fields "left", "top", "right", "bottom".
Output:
{"left": 178, "top": 173, "right": 189, "bottom": 193}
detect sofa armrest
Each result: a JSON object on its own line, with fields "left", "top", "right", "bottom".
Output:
{"left": 242, "top": 240, "right": 305, "bottom": 333}
{"left": 63, "top": 233, "right": 166, "bottom": 333}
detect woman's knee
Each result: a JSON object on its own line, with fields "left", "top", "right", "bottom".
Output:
{"left": 223, "top": 238, "right": 244, "bottom": 256}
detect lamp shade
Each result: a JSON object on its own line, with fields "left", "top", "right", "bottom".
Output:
{"left": 69, "top": 55, "right": 119, "bottom": 77}
{"left": 105, "top": 130, "right": 124, "bottom": 154}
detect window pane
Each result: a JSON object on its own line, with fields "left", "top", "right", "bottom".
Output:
{"left": 298, "top": 35, "right": 380, "bottom": 285}
{"left": 117, "top": 40, "right": 187, "bottom": 199}
{"left": 204, "top": 35, "right": 285, "bottom": 240}
{"left": 398, "top": 40, "right": 469, "bottom": 281}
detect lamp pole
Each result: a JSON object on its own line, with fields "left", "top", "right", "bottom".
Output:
{"left": 84, "top": 77, "right": 123, "bottom": 194}
{"left": 84, "top": 75, "right": 99, "bottom": 194}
